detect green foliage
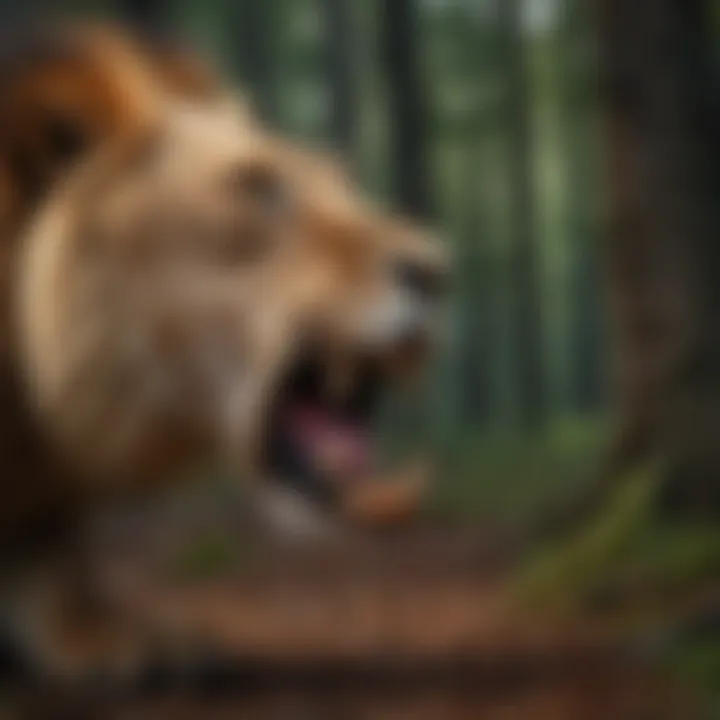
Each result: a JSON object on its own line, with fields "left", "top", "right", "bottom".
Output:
{"left": 670, "top": 640, "right": 720, "bottom": 715}
{"left": 426, "top": 416, "right": 607, "bottom": 524}
{"left": 508, "top": 464, "right": 720, "bottom": 616}
{"left": 508, "top": 461, "right": 659, "bottom": 611}
{"left": 170, "top": 532, "right": 252, "bottom": 581}
{"left": 610, "top": 524, "right": 720, "bottom": 598}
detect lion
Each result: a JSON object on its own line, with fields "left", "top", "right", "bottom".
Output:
{"left": 0, "top": 22, "right": 448, "bottom": 678}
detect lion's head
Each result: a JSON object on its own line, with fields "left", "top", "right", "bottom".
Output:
{"left": 11, "top": 24, "right": 448, "bottom": 532}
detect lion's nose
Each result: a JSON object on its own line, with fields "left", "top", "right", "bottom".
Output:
{"left": 393, "top": 258, "right": 448, "bottom": 301}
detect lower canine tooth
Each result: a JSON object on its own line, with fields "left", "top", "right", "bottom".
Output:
{"left": 341, "top": 458, "right": 431, "bottom": 526}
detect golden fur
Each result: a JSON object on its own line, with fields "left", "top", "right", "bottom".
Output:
{"left": 0, "top": 22, "right": 447, "bottom": 677}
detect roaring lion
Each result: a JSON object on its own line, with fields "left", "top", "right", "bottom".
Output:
{"left": 0, "top": 22, "right": 448, "bottom": 677}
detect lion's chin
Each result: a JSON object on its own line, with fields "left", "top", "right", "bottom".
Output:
{"left": 258, "top": 354, "right": 429, "bottom": 532}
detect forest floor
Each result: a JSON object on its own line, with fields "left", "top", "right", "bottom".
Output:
{"left": 2, "top": 499, "right": 698, "bottom": 720}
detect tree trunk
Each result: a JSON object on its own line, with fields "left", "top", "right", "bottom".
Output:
{"left": 598, "top": 0, "right": 720, "bottom": 516}
{"left": 0, "top": 0, "right": 23, "bottom": 21}
{"left": 459, "top": 147, "right": 494, "bottom": 426}
{"left": 0, "top": 0, "right": 41, "bottom": 25}
{"left": 559, "top": 1, "right": 604, "bottom": 414}
{"left": 378, "top": 0, "right": 433, "bottom": 220}
{"left": 118, "top": 0, "right": 169, "bottom": 35}
{"left": 228, "top": 0, "right": 279, "bottom": 124}
{"left": 498, "top": 0, "right": 544, "bottom": 430}
{"left": 321, "top": 0, "right": 358, "bottom": 161}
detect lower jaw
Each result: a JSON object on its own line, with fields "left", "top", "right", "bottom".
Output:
{"left": 262, "top": 458, "right": 430, "bottom": 532}
{"left": 249, "top": 481, "right": 343, "bottom": 540}
{"left": 272, "top": 467, "right": 340, "bottom": 509}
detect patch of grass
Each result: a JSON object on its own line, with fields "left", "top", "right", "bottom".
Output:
{"left": 507, "top": 461, "right": 659, "bottom": 610}
{"left": 170, "top": 532, "right": 252, "bottom": 581}
{"left": 507, "top": 458, "right": 720, "bottom": 615}
{"left": 610, "top": 524, "right": 720, "bottom": 596}
{"left": 669, "top": 640, "right": 720, "bottom": 715}
{"left": 425, "top": 415, "right": 608, "bottom": 524}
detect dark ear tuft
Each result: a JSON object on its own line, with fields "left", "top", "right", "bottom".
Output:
{"left": 43, "top": 113, "right": 88, "bottom": 166}
{"left": 0, "top": 21, "right": 223, "bottom": 237}
{"left": 0, "top": 22, "right": 163, "bottom": 231}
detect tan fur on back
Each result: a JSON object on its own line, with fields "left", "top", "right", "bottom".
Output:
{"left": 0, "top": 22, "right": 450, "bottom": 678}
{"left": 0, "top": 24, "right": 228, "bottom": 535}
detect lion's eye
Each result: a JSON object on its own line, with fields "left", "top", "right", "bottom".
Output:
{"left": 232, "top": 164, "right": 291, "bottom": 215}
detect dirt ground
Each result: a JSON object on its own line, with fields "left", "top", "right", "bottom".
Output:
{"left": 0, "top": 507, "right": 695, "bottom": 719}
{"left": 12, "top": 669, "right": 684, "bottom": 720}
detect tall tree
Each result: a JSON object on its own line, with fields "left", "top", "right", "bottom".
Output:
{"left": 458, "top": 144, "right": 495, "bottom": 426}
{"left": 0, "top": 0, "right": 41, "bottom": 25}
{"left": 532, "top": 0, "right": 720, "bottom": 542}
{"left": 376, "top": 0, "right": 434, "bottom": 448}
{"left": 228, "top": 0, "right": 280, "bottom": 124}
{"left": 321, "top": 0, "right": 358, "bottom": 160}
{"left": 454, "top": 10, "right": 501, "bottom": 427}
{"left": 498, "top": 0, "right": 544, "bottom": 429}
{"left": 597, "top": 0, "right": 720, "bottom": 515}
{"left": 559, "top": 0, "right": 604, "bottom": 413}
{"left": 378, "top": 0, "right": 433, "bottom": 219}
{"left": 118, "top": 0, "right": 169, "bottom": 34}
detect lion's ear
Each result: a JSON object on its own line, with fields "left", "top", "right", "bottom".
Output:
{"left": 0, "top": 23, "right": 166, "bottom": 228}
{"left": 6, "top": 107, "right": 91, "bottom": 210}
{"left": 140, "top": 35, "right": 221, "bottom": 101}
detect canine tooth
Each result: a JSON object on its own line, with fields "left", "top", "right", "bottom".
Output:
{"left": 341, "top": 457, "right": 431, "bottom": 526}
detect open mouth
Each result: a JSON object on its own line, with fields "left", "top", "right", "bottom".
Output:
{"left": 263, "top": 354, "right": 385, "bottom": 509}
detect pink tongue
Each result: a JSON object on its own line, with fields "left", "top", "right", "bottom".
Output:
{"left": 289, "top": 404, "right": 372, "bottom": 479}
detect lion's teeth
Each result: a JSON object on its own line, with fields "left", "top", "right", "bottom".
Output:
{"left": 341, "top": 457, "right": 432, "bottom": 525}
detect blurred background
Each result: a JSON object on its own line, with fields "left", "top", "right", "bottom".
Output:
{"left": 7, "top": 0, "right": 720, "bottom": 717}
